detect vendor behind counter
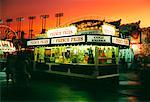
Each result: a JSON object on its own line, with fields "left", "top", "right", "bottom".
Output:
{"left": 34, "top": 45, "right": 118, "bottom": 65}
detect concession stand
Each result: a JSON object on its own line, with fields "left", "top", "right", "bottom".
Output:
{"left": 27, "top": 22, "right": 129, "bottom": 80}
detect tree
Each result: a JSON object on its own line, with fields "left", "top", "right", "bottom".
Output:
{"left": 141, "top": 27, "right": 150, "bottom": 56}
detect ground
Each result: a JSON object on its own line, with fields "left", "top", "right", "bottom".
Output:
{"left": 0, "top": 70, "right": 150, "bottom": 102}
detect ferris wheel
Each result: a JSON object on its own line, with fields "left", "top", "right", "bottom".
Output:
{"left": 0, "top": 24, "right": 18, "bottom": 40}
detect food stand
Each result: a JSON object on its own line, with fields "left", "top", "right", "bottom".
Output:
{"left": 27, "top": 22, "right": 130, "bottom": 81}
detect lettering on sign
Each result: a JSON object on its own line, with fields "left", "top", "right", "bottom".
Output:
{"left": 47, "top": 26, "right": 77, "bottom": 38}
{"left": 87, "top": 35, "right": 111, "bottom": 43}
{"left": 27, "top": 39, "right": 50, "bottom": 46}
{"left": 112, "top": 37, "right": 129, "bottom": 46}
{"left": 102, "top": 24, "right": 115, "bottom": 36}
{"left": 51, "top": 35, "right": 85, "bottom": 44}
{"left": 0, "top": 40, "right": 16, "bottom": 52}
{"left": 55, "top": 38, "right": 70, "bottom": 43}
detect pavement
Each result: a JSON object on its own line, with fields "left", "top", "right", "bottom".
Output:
{"left": 0, "top": 70, "right": 150, "bottom": 102}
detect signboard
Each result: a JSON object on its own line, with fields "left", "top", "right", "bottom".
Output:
{"left": 27, "top": 39, "right": 50, "bottom": 46}
{"left": 51, "top": 35, "right": 85, "bottom": 44}
{"left": 87, "top": 35, "right": 111, "bottom": 43}
{"left": 112, "top": 37, "right": 129, "bottom": 46}
{"left": 35, "top": 34, "right": 47, "bottom": 38}
{"left": 77, "top": 30, "right": 101, "bottom": 35}
{"left": 0, "top": 40, "right": 16, "bottom": 52}
{"left": 47, "top": 26, "right": 77, "bottom": 38}
{"left": 102, "top": 24, "right": 116, "bottom": 36}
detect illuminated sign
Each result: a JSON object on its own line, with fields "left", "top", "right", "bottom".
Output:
{"left": 112, "top": 37, "right": 129, "bottom": 46}
{"left": 87, "top": 35, "right": 111, "bottom": 43}
{"left": 35, "top": 34, "right": 47, "bottom": 38}
{"left": 47, "top": 26, "right": 77, "bottom": 38}
{"left": 0, "top": 40, "right": 16, "bottom": 52}
{"left": 51, "top": 35, "right": 85, "bottom": 44}
{"left": 102, "top": 24, "right": 115, "bottom": 36}
{"left": 77, "top": 30, "right": 101, "bottom": 35}
{"left": 27, "top": 39, "right": 50, "bottom": 46}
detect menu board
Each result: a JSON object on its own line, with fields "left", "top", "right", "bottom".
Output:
{"left": 87, "top": 35, "right": 111, "bottom": 43}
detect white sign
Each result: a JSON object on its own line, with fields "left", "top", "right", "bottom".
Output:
{"left": 47, "top": 26, "right": 77, "bottom": 38}
{"left": 112, "top": 37, "right": 129, "bottom": 46}
{"left": 87, "top": 35, "right": 111, "bottom": 43}
{"left": 102, "top": 24, "right": 115, "bottom": 35}
{"left": 0, "top": 40, "right": 16, "bottom": 52}
{"left": 51, "top": 35, "right": 85, "bottom": 44}
{"left": 27, "top": 39, "right": 50, "bottom": 46}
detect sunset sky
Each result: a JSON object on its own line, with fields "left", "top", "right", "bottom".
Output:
{"left": 1, "top": 0, "right": 150, "bottom": 36}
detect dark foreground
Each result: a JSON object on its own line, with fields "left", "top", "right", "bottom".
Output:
{"left": 1, "top": 70, "right": 150, "bottom": 102}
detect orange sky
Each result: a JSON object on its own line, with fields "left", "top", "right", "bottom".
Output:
{"left": 1, "top": 0, "right": 150, "bottom": 37}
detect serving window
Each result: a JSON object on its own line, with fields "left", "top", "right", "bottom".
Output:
{"left": 97, "top": 46, "right": 118, "bottom": 64}
{"left": 34, "top": 45, "right": 119, "bottom": 65}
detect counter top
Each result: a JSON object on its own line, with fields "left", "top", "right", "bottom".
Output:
{"left": 45, "top": 62, "right": 118, "bottom": 66}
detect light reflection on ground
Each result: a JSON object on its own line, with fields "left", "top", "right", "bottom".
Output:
{"left": 0, "top": 71, "right": 150, "bottom": 102}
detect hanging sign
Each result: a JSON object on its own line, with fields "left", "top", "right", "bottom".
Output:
{"left": 27, "top": 39, "right": 50, "bottom": 46}
{"left": 51, "top": 35, "right": 85, "bottom": 44}
{"left": 47, "top": 26, "right": 77, "bottom": 38}
{"left": 87, "top": 35, "right": 111, "bottom": 43}
{"left": 112, "top": 37, "right": 129, "bottom": 46}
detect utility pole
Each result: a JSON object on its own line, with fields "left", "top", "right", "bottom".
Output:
{"left": 6, "top": 18, "right": 13, "bottom": 27}
{"left": 40, "top": 14, "right": 49, "bottom": 34}
{"left": 16, "top": 17, "right": 24, "bottom": 39}
{"left": 28, "top": 16, "right": 36, "bottom": 39}
{"left": 55, "top": 13, "right": 64, "bottom": 27}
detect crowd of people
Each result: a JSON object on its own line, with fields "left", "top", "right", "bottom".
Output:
{"left": 4, "top": 50, "right": 32, "bottom": 87}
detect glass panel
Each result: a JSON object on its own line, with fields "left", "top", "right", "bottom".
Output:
{"left": 97, "top": 46, "right": 118, "bottom": 64}
{"left": 34, "top": 45, "right": 120, "bottom": 64}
